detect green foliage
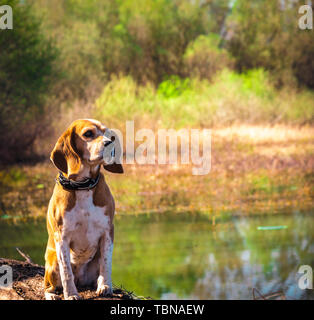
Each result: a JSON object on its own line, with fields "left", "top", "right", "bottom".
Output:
{"left": 95, "top": 70, "right": 313, "bottom": 128}
{"left": 1, "top": 0, "right": 314, "bottom": 164}
{"left": 226, "top": 0, "right": 314, "bottom": 88}
{"left": 32, "top": 0, "right": 105, "bottom": 99}
{"left": 0, "top": 168, "right": 27, "bottom": 187}
{"left": 31, "top": 0, "right": 314, "bottom": 90}
{"left": 157, "top": 76, "right": 191, "bottom": 99}
{"left": 241, "top": 69, "right": 273, "bottom": 98}
{"left": 183, "top": 34, "right": 233, "bottom": 80}
{"left": 98, "top": 0, "right": 210, "bottom": 84}
{"left": 0, "top": 0, "right": 59, "bottom": 162}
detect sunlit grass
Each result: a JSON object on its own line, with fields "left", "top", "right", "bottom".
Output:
{"left": 214, "top": 125, "right": 314, "bottom": 144}
{"left": 0, "top": 124, "right": 312, "bottom": 219}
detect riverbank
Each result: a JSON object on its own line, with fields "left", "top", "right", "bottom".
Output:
{"left": 0, "top": 125, "right": 313, "bottom": 219}
{"left": 0, "top": 257, "right": 136, "bottom": 300}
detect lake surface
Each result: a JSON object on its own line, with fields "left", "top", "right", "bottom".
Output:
{"left": 0, "top": 212, "right": 313, "bottom": 300}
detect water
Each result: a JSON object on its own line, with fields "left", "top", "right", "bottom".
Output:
{"left": 0, "top": 212, "right": 313, "bottom": 300}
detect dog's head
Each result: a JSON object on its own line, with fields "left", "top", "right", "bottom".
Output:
{"left": 50, "top": 119, "right": 123, "bottom": 178}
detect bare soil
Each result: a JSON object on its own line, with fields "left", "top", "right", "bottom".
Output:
{"left": 0, "top": 258, "right": 134, "bottom": 300}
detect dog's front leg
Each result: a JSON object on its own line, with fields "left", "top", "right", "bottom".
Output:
{"left": 96, "top": 225, "right": 114, "bottom": 296}
{"left": 55, "top": 236, "right": 81, "bottom": 300}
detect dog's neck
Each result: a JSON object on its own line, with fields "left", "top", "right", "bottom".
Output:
{"left": 67, "top": 164, "right": 100, "bottom": 181}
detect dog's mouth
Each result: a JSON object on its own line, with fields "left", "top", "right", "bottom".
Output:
{"left": 104, "top": 139, "right": 114, "bottom": 148}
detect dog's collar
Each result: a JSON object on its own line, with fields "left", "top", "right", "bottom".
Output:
{"left": 57, "top": 172, "right": 100, "bottom": 191}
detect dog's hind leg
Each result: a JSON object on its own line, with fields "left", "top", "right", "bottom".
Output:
{"left": 44, "top": 244, "right": 62, "bottom": 300}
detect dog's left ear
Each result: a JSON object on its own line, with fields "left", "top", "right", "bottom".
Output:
{"left": 103, "top": 130, "right": 124, "bottom": 174}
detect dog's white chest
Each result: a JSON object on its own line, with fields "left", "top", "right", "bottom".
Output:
{"left": 63, "top": 191, "right": 110, "bottom": 264}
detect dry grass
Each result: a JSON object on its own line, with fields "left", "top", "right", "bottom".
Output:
{"left": 213, "top": 125, "right": 314, "bottom": 157}
{"left": 214, "top": 125, "right": 314, "bottom": 144}
{"left": 0, "top": 125, "right": 313, "bottom": 220}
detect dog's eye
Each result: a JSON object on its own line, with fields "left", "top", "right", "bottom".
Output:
{"left": 83, "top": 130, "right": 94, "bottom": 138}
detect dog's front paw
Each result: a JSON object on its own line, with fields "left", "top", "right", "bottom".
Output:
{"left": 66, "top": 294, "right": 82, "bottom": 300}
{"left": 45, "top": 292, "right": 62, "bottom": 300}
{"left": 96, "top": 284, "right": 113, "bottom": 297}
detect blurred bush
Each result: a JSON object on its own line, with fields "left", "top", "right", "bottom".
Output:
{"left": 98, "top": 0, "right": 210, "bottom": 84}
{"left": 157, "top": 76, "right": 191, "bottom": 99}
{"left": 32, "top": 0, "right": 105, "bottom": 101}
{"left": 0, "top": 0, "right": 59, "bottom": 163}
{"left": 226, "top": 0, "right": 314, "bottom": 89}
{"left": 183, "top": 34, "right": 233, "bottom": 80}
{"left": 32, "top": 0, "right": 314, "bottom": 91}
{"left": 95, "top": 70, "right": 314, "bottom": 129}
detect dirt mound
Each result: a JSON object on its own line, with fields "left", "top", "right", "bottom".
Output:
{"left": 0, "top": 258, "right": 134, "bottom": 300}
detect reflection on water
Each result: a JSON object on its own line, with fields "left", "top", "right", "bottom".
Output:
{"left": 0, "top": 212, "right": 313, "bottom": 300}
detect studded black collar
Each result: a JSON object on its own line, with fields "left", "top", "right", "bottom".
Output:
{"left": 57, "top": 172, "right": 100, "bottom": 191}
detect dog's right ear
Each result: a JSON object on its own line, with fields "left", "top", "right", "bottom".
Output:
{"left": 50, "top": 136, "right": 68, "bottom": 174}
{"left": 50, "top": 127, "right": 82, "bottom": 178}
{"left": 50, "top": 137, "right": 68, "bottom": 174}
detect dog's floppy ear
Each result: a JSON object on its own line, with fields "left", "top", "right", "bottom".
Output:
{"left": 103, "top": 163, "right": 124, "bottom": 174}
{"left": 50, "top": 140, "right": 67, "bottom": 174}
{"left": 103, "top": 130, "right": 124, "bottom": 174}
{"left": 50, "top": 127, "right": 82, "bottom": 178}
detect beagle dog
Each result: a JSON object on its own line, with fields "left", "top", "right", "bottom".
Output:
{"left": 44, "top": 119, "right": 123, "bottom": 300}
